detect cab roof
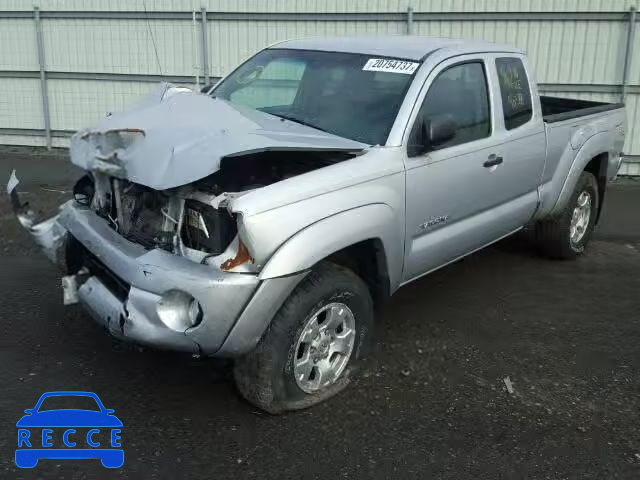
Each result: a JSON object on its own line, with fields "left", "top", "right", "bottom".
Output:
{"left": 272, "top": 36, "right": 522, "bottom": 61}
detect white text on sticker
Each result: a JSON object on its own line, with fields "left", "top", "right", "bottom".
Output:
{"left": 362, "top": 58, "right": 419, "bottom": 75}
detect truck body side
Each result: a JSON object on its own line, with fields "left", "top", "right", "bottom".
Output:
{"left": 9, "top": 37, "right": 626, "bottom": 361}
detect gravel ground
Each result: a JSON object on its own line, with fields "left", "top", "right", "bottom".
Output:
{"left": 0, "top": 147, "right": 639, "bottom": 479}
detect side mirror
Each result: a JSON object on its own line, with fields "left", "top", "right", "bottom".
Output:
{"left": 407, "top": 114, "right": 457, "bottom": 157}
{"left": 427, "top": 114, "right": 456, "bottom": 146}
{"left": 24, "top": 409, "right": 34, "bottom": 414}
{"left": 104, "top": 409, "right": 115, "bottom": 414}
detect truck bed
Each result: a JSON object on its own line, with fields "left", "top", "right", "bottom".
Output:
{"left": 541, "top": 95, "right": 624, "bottom": 123}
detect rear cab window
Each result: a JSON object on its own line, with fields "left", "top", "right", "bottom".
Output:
{"left": 495, "top": 57, "right": 533, "bottom": 130}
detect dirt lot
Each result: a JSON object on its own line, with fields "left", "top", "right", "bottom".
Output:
{"left": 0, "top": 147, "right": 639, "bottom": 479}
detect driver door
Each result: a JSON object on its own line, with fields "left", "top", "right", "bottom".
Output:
{"left": 402, "top": 56, "right": 535, "bottom": 282}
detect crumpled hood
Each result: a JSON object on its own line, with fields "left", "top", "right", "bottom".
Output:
{"left": 70, "top": 84, "right": 367, "bottom": 190}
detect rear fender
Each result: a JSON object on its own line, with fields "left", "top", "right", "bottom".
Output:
{"left": 549, "top": 133, "right": 610, "bottom": 217}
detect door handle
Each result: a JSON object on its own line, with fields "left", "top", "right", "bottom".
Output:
{"left": 483, "top": 154, "right": 504, "bottom": 168}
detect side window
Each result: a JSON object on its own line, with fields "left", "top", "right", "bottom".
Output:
{"left": 229, "top": 58, "right": 306, "bottom": 109}
{"left": 495, "top": 57, "right": 533, "bottom": 130}
{"left": 409, "top": 62, "right": 491, "bottom": 154}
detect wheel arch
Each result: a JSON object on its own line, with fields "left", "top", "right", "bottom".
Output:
{"left": 550, "top": 134, "right": 610, "bottom": 219}
{"left": 326, "top": 238, "right": 390, "bottom": 307}
{"left": 583, "top": 152, "right": 608, "bottom": 223}
{"left": 258, "top": 203, "right": 402, "bottom": 303}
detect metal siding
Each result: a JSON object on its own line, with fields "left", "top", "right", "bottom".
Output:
{"left": 625, "top": 94, "right": 640, "bottom": 155}
{"left": 0, "top": 19, "right": 38, "bottom": 70}
{"left": 209, "top": 20, "right": 407, "bottom": 76}
{"left": 630, "top": 22, "right": 640, "bottom": 86}
{"left": 47, "top": 79, "right": 159, "bottom": 130}
{"left": 0, "top": 78, "right": 43, "bottom": 129}
{"left": 208, "top": 0, "right": 640, "bottom": 13}
{"left": 0, "top": 0, "right": 638, "bottom": 166}
{"left": 0, "top": 1, "right": 194, "bottom": 11}
{"left": 41, "top": 19, "right": 198, "bottom": 76}
{"left": 413, "top": 19, "right": 627, "bottom": 84}
{"left": 0, "top": 134, "right": 50, "bottom": 147}
{"left": 619, "top": 161, "right": 640, "bottom": 176}
{"left": 0, "top": 0, "right": 638, "bottom": 12}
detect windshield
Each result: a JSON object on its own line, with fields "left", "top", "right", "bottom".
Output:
{"left": 213, "top": 48, "right": 419, "bottom": 145}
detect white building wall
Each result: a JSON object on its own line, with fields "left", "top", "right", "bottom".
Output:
{"left": 0, "top": 0, "right": 638, "bottom": 173}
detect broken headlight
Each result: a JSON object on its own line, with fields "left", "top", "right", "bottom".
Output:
{"left": 181, "top": 200, "right": 236, "bottom": 255}
{"left": 73, "top": 174, "right": 95, "bottom": 207}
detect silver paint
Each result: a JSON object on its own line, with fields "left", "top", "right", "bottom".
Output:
{"left": 69, "top": 84, "right": 366, "bottom": 190}
{"left": 58, "top": 203, "right": 260, "bottom": 354}
{"left": 10, "top": 37, "right": 626, "bottom": 358}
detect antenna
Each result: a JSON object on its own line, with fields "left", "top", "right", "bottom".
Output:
{"left": 142, "top": 0, "right": 168, "bottom": 99}
{"left": 192, "top": 9, "right": 200, "bottom": 87}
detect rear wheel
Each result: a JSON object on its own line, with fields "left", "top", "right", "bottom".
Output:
{"left": 233, "top": 262, "right": 374, "bottom": 414}
{"left": 534, "top": 171, "right": 599, "bottom": 259}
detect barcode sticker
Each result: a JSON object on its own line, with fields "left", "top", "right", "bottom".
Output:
{"left": 362, "top": 58, "right": 420, "bottom": 75}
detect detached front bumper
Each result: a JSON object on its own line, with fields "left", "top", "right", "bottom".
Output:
{"left": 9, "top": 181, "right": 305, "bottom": 357}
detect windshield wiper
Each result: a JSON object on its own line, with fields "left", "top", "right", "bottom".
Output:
{"left": 271, "top": 113, "right": 329, "bottom": 133}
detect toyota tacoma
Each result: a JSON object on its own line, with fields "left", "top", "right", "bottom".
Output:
{"left": 9, "top": 36, "right": 626, "bottom": 413}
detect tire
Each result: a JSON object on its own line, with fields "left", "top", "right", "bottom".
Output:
{"left": 233, "top": 262, "right": 374, "bottom": 414}
{"left": 534, "top": 171, "right": 599, "bottom": 259}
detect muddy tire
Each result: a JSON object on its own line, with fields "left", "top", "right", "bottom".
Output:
{"left": 534, "top": 171, "right": 599, "bottom": 259}
{"left": 233, "top": 262, "right": 374, "bottom": 414}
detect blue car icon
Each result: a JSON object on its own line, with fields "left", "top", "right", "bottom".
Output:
{"left": 16, "top": 391, "right": 123, "bottom": 468}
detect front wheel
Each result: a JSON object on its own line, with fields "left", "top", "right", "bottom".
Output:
{"left": 233, "top": 262, "right": 374, "bottom": 414}
{"left": 534, "top": 171, "right": 599, "bottom": 259}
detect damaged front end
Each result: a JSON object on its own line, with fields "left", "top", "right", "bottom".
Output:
{"left": 7, "top": 170, "right": 69, "bottom": 267}
{"left": 7, "top": 167, "right": 263, "bottom": 356}
{"left": 8, "top": 85, "right": 364, "bottom": 356}
{"left": 80, "top": 171, "right": 257, "bottom": 274}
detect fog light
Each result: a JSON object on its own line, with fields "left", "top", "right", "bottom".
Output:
{"left": 156, "top": 290, "right": 203, "bottom": 331}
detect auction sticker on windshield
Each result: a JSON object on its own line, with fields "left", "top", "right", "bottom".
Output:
{"left": 362, "top": 58, "right": 419, "bottom": 74}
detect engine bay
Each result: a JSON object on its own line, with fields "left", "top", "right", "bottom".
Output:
{"left": 77, "top": 149, "right": 357, "bottom": 271}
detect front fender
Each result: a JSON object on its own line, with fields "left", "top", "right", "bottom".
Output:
{"left": 258, "top": 204, "right": 403, "bottom": 289}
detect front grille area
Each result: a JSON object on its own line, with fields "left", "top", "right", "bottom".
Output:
{"left": 67, "top": 236, "right": 130, "bottom": 301}
{"left": 98, "top": 179, "right": 176, "bottom": 251}
{"left": 84, "top": 251, "right": 130, "bottom": 301}
{"left": 92, "top": 178, "right": 237, "bottom": 257}
{"left": 117, "top": 181, "right": 173, "bottom": 249}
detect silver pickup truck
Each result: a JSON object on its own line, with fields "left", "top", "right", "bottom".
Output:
{"left": 10, "top": 36, "right": 626, "bottom": 413}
